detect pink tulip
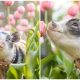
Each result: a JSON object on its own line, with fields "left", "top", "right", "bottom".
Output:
{"left": 39, "top": 21, "right": 46, "bottom": 37}
{"left": 0, "top": 13, "right": 4, "bottom": 20}
{"left": 41, "top": 1, "right": 53, "bottom": 11}
{"left": 9, "top": 19, "right": 15, "bottom": 26}
{"left": 14, "top": 11, "right": 22, "bottom": 20}
{"left": 67, "top": 5, "right": 79, "bottom": 17}
{"left": 17, "top": 6, "right": 25, "bottom": 14}
{"left": 4, "top": 24, "right": 11, "bottom": 31}
{"left": 8, "top": 14, "right": 15, "bottom": 25}
{"left": 3, "top": 1, "right": 14, "bottom": 6}
{"left": 20, "top": 19, "right": 28, "bottom": 26}
{"left": 26, "top": 3, "right": 35, "bottom": 12}
{"left": 27, "top": 12, "right": 35, "bottom": 19}
{"left": 8, "top": 14, "right": 14, "bottom": 20}
{"left": 16, "top": 25, "right": 22, "bottom": 31}
{"left": 16, "top": 25, "right": 31, "bottom": 32}
{"left": 40, "top": 4, "right": 45, "bottom": 13}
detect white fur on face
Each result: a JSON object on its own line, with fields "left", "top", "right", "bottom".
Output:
{"left": 0, "top": 32, "right": 15, "bottom": 62}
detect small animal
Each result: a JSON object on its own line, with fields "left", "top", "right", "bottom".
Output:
{"left": 47, "top": 18, "right": 80, "bottom": 68}
{"left": 0, "top": 31, "right": 26, "bottom": 78}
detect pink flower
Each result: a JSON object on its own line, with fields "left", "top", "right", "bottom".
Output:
{"left": 67, "top": 5, "right": 79, "bottom": 17}
{"left": 8, "top": 14, "right": 15, "bottom": 25}
{"left": 17, "top": 6, "right": 25, "bottom": 14}
{"left": 9, "top": 19, "right": 15, "bottom": 26}
{"left": 41, "top": 1, "right": 53, "bottom": 11}
{"left": 40, "top": 4, "right": 45, "bottom": 13}
{"left": 3, "top": 1, "right": 14, "bottom": 6}
{"left": 4, "top": 24, "right": 11, "bottom": 31}
{"left": 14, "top": 11, "right": 22, "bottom": 20}
{"left": 8, "top": 14, "right": 14, "bottom": 20}
{"left": 0, "top": 13, "right": 4, "bottom": 20}
{"left": 16, "top": 25, "right": 22, "bottom": 31}
{"left": 27, "top": 12, "right": 35, "bottom": 19}
{"left": 39, "top": 21, "right": 46, "bottom": 37}
{"left": 20, "top": 19, "right": 28, "bottom": 26}
{"left": 26, "top": 3, "right": 35, "bottom": 12}
{"left": 16, "top": 25, "right": 31, "bottom": 32}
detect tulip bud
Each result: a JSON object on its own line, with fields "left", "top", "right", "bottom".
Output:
{"left": 27, "top": 12, "right": 35, "bottom": 19}
{"left": 3, "top": 1, "right": 14, "bottom": 6}
{"left": 41, "top": 1, "right": 53, "bottom": 11}
{"left": 67, "top": 5, "right": 79, "bottom": 16}
{"left": 14, "top": 11, "right": 22, "bottom": 20}
{"left": 0, "top": 13, "right": 4, "bottom": 20}
{"left": 39, "top": 21, "right": 46, "bottom": 37}
{"left": 17, "top": 6, "right": 25, "bottom": 14}
{"left": 20, "top": 19, "right": 28, "bottom": 26}
{"left": 26, "top": 3, "right": 35, "bottom": 12}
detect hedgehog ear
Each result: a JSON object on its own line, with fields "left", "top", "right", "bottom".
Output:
{"left": 11, "top": 32, "right": 20, "bottom": 42}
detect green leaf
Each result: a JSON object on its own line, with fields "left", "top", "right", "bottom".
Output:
{"left": 7, "top": 66, "right": 18, "bottom": 79}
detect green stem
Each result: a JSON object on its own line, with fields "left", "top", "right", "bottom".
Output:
{"left": 39, "top": 38, "right": 41, "bottom": 79}
{"left": 45, "top": 11, "right": 48, "bottom": 26}
{"left": 49, "top": 66, "right": 53, "bottom": 78}
{"left": 30, "top": 18, "right": 34, "bottom": 26}
{"left": 7, "top": 6, "right": 10, "bottom": 22}
{"left": 26, "top": 21, "right": 39, "bottom": 54}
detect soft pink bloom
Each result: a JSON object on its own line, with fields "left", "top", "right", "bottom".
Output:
{"left": 39, "top": 21, "right": 46, "bottom": 37}
{"left": 41, "top": 1, "right": 53, "bottom": 11}
{"left": 9, "top": 19, "right": 15, "bottom": 25}
{"left": 8, "top": 14, "right": 14, "bottom": 21}
{"left": 16, "top": 25, "right": 32, "bottom": 32}
{"left": 20, "top": 19, "right": 28, "bottom": 26}
{"left": 17, "top": 6, "right": 25, "bottom": 14}
{"left": 8, "top": 14, "right": 15, "bottom": 25}
{"left": 27, "top": 12, "right": 35, "bottom": 19}
{"left": 4, "top": 24, "right": 11, "bottom": 31}
{"left": 67, "top": 5, "right": 79, "bottom": 17}
{"left": 14, "top": 11, "right": 22, "bottom": 20}
{"left": 16, "top": 25, "right": 22, "bottom": 31}
{"left": 0, "top": 13, "right": 4, "bottom": 20}
{"left": 3, "top": 1, "right": 14, "bottom": 6}
{"left": 26, "top": 3, "right": 35, "bottom": 12}
{"left": 40, "top": 4, "right": 45, "bottom": 13}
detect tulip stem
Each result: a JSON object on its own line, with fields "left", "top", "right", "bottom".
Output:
{"left": 39, "top": 38, "right": 41, "bottom": 79}
{"left": 45, "top": 11, "right": 48, "bottom": 27}
{"left": 7, "top": 6, "right": 10, "bottom": 17}
{"left": 7, "top": 6, "right": 10, "bottom": 23}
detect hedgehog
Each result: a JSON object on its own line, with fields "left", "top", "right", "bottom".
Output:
{"left": 47, "top": 18, "right": 80, "bottom": 69}
{"left": 0, "top": 31, "right": 26, "bottom": 78}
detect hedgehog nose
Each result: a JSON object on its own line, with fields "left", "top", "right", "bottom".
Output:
{"left": 52, "top": 21, "right": 57, "bottom": 28}
{"left": 0, "top": 41, "right": 5, "bottom": 48}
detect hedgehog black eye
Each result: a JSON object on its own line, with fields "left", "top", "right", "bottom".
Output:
{"left": 72, "top": 22, "right": 78, "bottom": 26}
{"left": 6, "top": 35, "right": 11, "bottom": 41}
{"left": 66, "top": 18, "right": 80, "bottom": 36}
